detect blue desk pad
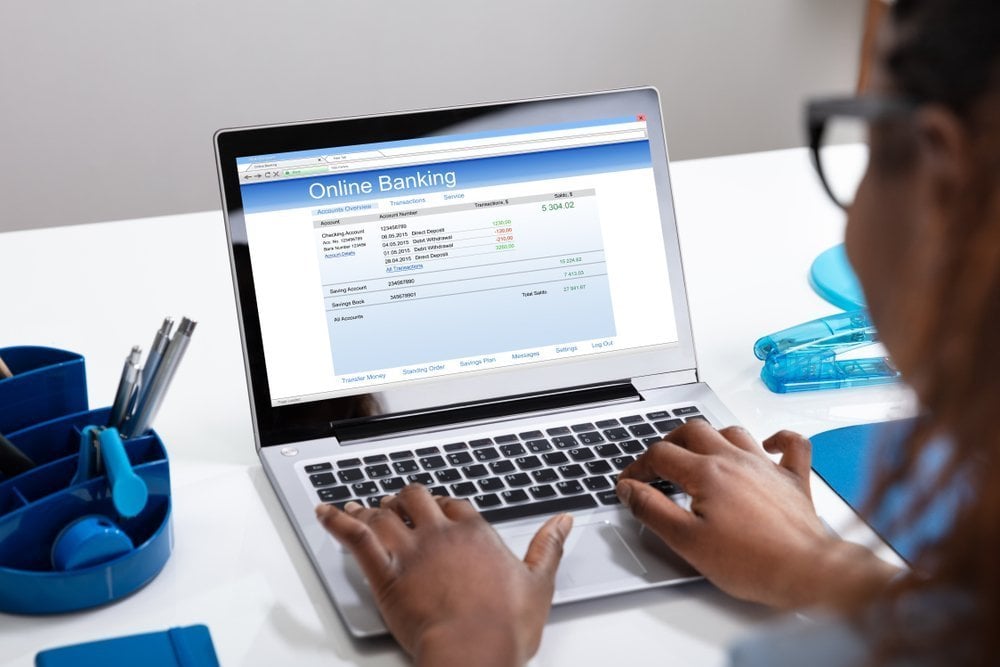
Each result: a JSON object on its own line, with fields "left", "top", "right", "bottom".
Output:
{"left": 810, "top": 418, "right": 960, "bottom": 564}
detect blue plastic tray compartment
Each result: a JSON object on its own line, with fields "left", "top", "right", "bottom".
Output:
{"left": 0, "top": 346, "right": 87, "bottom": 435}
{"left": 0, "top": 408, "right": 173, "bottom": 614}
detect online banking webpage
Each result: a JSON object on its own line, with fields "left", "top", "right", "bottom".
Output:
{"left": 238, "top": 116, "right": 679, "bottom": 406}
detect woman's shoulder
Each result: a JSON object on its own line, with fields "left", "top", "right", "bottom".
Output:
{"left": 729, "top": 587, "right": 975, "bottom": 667}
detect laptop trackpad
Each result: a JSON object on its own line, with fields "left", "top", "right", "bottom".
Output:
{"left": 508, "top": 521, "right": 646, "bottom": 590}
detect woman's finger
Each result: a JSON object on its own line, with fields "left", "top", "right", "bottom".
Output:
{"left": 762, "top": 430, "right": 813, "bottom": 481}
{"left": 395, "top": 484, "right": 448, "bottom": 527}
{"left": 718, "top": 425, "right": 763, "bottom": 454}
{"left": 618, "top": 440, "right": 702, "bottom": 489}
{"left": 316, "top": 504, "right": 394, "bottom": 588}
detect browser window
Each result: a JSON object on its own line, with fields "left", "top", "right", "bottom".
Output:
{"left": 237, "top": 116, "right": 678, "bottom": 406}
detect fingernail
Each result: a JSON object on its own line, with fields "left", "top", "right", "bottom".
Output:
{"left": 557, "top": 513, "right": 574, "bottom": 535}
{"left": 344, "top": 501, "right": 363, "bottom": 513}
{"left": 315, "top": 504, "right": 331, "bottom": 519}
{"left": 616, "top": 482, "right": 631, "bottom": 505}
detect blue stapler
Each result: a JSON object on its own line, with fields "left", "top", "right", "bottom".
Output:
{"left": 753, "top": 309, "right": 902, "bottom": 393}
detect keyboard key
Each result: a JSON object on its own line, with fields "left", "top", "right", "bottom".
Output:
{"left": 651, "top": 479, "right": 680, "bottom": 495}
{"left": 578, "top": 431, "right": 605, "bottom": 445}
{"left": 620, "top": 440, "right": 645, "bottom": 454}
{"left": 595, "top": 419, "right": 619, "bottom": 428}
{"left": 646, "top": 411, "right": 670, "bottom": 420}
{"left": 408, "top": 473, "right": 434, "bottom": 486}
{"left": 366, "top": 495, "right": 388, "bottom": 507}
{"left": 499, "top": 443, "right": 526, "bottom": 457}
{"left": 628, "top": 423, "right": 656, "bottom": 437}
{"left": 545, "top": 426, "right": 571, "bottom": 436}
{"left": 685, "top": 415, "right": 708, "bottom": 423}
{"left": 337, "top": 469, "right": 364, "bottom": 483}
{"left": 519, "top": 430, "right": 544, "bottom": 440}
{"left": 365, "top": 464, "right": 392, "bottom": 478}
{"left": 393, "top": 460, "right": 420, "bottom": 475}
{"left": 571, "top": 422, "right": 596, "bottom": 432}
{"left": 643, "top": 436, "right": 662, "bottom": 446}
{"left": 597, "top": 490, "right": 621, "bottom": 505}
{"left": 558, "top": 464, "right": 586, "bottom": 478}
{"left": 415, "top": 446, "right": 440, "bottom": 456}
{"left": 515, "top": 455, "right": 542, "bottom": 470}
{"left": 504, "top": 473, "right": 532, "bottom": 487}
{"left": 583, "top": 476, "right": 611, "bottom": 491}
{"left": 469, "top": 438, "right": 494, "bottom": 448}
{"left": 462, "top": 464, "right": 489, "bottom": 479}
{"left": 352, "top": 481, "right": 379, "bottom": 496}
{"left": 326, "top": 498, "right": 358, "bottom": 511}
{"left": 305, "top": 462, "right": 332, "bottom": 474}
{"left": 389, "top": 450, "right": 414, "bottom": 460}
{"left": 435, "top": 469, "right": 462, "bottom": 483}
{"left": 552, "top": 435, "right": 578, "bottom": 449}
{"left": 475, "top": 493, "right": 502, "bottom": 509}
{"left": 542, "top": 451, "right": 569, "bottom": 466}
{"left": 478, "top": 477, "right": 505, "bottom": 492}
{"left": 531, "top": 468, "right": 559, "bottom": 483}
{"left": 654, "top": 419, "right": 684, "bottom": 433}
{"left": 585, "top": 460, "right": 613, "bottom": 475}
{"left": 494, "top": 434, "right": 519, "bottom": 444}
{"left": 338, "top": 458, "right": 362, "bottom": 468}
{"left": 428, "top": 486, "right": 450, "bottom": 497}
{"left": 489, "top": 460, "right": 516, "bottom": 475}
{"left": 363, "top": 454, "right": 388, "bottom": 464}
{"left": 502, "top": 489, "right": 530, "bottom": 504}
{"left": 610, "top": 455, "right": 636, "bottom": 470}
{"left": 318, "top": 486, "right": 350, "bottom": 502}
{"left": 380, "top": 477, "right": 406, "bottom": 492}
{"left": 451, "top": 482, "right": 477, "bottom": 496}
{"left": 529, "top": 485, "right": 557, "bottom": 499}
{"left": 310, "top": 472, "right": 336, "bottom": 488}
{"left": 443, "top": 442, "right": 468, "bottom": 452}
{"left": 446, "top": 452, "right": 474, "bottom": 466}
{"left": 473, "top": 447, "right": 501, "bottom": 462}
{"left": 420, "top": 456, "right": 447, "bottom": 470}
{"left": 480, "top": 495, "right": 598, "bottom": 524}
{"left": 603, "top": 427, "right": 631, "bottom": 441}
{"left": 567, "top": 448, "right": 595, "bottom": 462}
{"left": 556, "top": 480, "right": 584, "bottom": 495}
{"left": 673, "top": 406, "right": 700, "bottom": 415}
{"left": 620, "top": 415, "right": 644, "bottom": 424}
{"left": 526, "top": 439, "right": 552, "bottom": 453}
{"left": 595, "top": 443, "right": 622, "bottom": 458}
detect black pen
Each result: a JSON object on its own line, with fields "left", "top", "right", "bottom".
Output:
{"left": 0, "top": 432, "right": 35, "bottom": 478}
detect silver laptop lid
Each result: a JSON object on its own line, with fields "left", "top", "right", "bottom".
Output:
{"left": 215, "top": 88, "right": 697, "bottom": 448}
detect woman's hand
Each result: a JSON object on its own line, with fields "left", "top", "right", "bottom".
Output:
{"left": 316, "top": 484, "right": 573, "bottom": 666}
{"left": 616, "top": 422, "right": 900, "bottom": 611}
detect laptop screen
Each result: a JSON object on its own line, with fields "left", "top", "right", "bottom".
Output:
{"left": 217, "top": 89, "right": 697, "bottom": 445}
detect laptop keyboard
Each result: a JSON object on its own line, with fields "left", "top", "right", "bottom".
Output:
{"left": 305, "top": 405, "right": 710, "bottom": 525}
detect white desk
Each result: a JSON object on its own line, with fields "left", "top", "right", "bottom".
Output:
{"left": 0, "top": 147, "right": 912, "bottom": 666}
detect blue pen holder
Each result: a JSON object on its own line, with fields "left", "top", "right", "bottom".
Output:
{"left": 0, "top": 346, "right": 88, "bottom": 435}
{"left": 0, "top": 348, "right": 173, "bottom": 615}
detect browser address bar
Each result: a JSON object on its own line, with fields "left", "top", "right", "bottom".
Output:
{"left": 268, "top": 125, "right": 648, "bottom": 181}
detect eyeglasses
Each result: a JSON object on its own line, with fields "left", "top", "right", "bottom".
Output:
{"left": 807, "top": 96, "right": 916, "bottom": 210}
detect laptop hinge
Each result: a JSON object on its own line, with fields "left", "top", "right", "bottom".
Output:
{"left": 333, "top": 380, "right": 640, "bottom": 443}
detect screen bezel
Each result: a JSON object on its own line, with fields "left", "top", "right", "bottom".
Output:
{"left": 215, "top": 87, "right": 697, "bottom": 447}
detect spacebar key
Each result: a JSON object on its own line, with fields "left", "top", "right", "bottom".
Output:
{"left": 480, "top": 495, "right": 598, "bottom": 524}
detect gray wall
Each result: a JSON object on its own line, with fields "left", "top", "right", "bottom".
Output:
{"left": 0, "top": 0, "right": 864, "bottom": 233}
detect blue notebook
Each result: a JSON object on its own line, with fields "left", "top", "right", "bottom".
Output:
{"left": 810, "top": 418, "right": 960, "bottom": 564}
{"left": 36, "top": 624, "right": 219, "bottom": 667}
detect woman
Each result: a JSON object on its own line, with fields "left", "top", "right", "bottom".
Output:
{"left": 316, "top": 0, "right": 1000, "bottom": 664}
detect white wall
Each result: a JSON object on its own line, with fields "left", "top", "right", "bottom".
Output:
{"left": 0, "top": 0, "right": 864, "bottom": 233}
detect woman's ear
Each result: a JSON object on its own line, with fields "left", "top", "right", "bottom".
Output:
{"left": 913, "top": 105, "right": 974, "bottom": 205}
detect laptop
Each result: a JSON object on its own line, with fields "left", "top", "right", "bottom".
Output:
{"left": 215, "top": 87, "right": 741, "bottom": 637}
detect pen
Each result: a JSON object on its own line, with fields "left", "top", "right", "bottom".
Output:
{"left": 132, "top": 317, "right": 174, "bottom": 411}
{"left": 122, "top": 317, "right": 196, "bottom": 438}
{"left": 0, "top": 432, "right": 36, "bottom": 478}
{"left": 0, "top": 355, "right": 12, "bottom": 379}
{"left": 109, "top": 346, "right": 142, "bottom": 427}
